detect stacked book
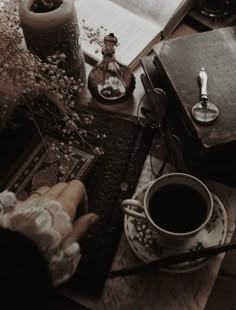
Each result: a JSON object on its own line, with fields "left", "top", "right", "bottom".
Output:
{"left": 141, "top": 26, "right": 236, "bottom": 185}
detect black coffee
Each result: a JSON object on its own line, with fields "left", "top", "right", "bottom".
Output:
{"left": 149, "top": 184, "right": 208, "bottom": 233}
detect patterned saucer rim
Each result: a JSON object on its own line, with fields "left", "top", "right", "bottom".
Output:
{"left": 124, "top": 182, "right": 228, "bottom": 273}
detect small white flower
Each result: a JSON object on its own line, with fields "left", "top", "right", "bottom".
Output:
{"left": 0, "top": 190, "right": 17, "bottom": 209}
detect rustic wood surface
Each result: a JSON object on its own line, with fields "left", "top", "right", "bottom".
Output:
{"left": 206, "top": 219, "right": 236, "bottom": 310}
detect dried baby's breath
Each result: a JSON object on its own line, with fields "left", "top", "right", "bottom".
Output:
{"left": 81, "top": 19, "right": 120, "bottom": 54}
{"left": 0, "top": 0, "right": 105, "bottom": 158}
{"left": 81, "top": 20, "right": 107, "bottom": 54}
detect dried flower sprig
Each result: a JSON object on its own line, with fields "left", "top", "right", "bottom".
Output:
{"left": 81, "top": 19, "right": 119, "bottom": 57}
{"left": 0, "top": 1, "right": 83, "bottom": 120}
{"left": 0, "top": 0, "right": 106, "bottom": 159}
{"left": 81, "top": 19, "right": 108, "bottom": 54}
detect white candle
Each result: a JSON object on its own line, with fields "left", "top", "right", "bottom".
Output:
{"left": 19, "top": 0, "right": 85, "bottom": 81}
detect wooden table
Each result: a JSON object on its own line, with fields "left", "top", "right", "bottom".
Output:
{"left": 59, "top": 19, "right": 236, "bottom": 310}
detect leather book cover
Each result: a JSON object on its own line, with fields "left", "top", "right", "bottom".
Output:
{"left": 153, "top": 26, "right": 236, "bottom": 150}
{"left": 140, "top": 55, "right": 160, "bottom": 91}
{"left": 143, "top": 27, "right": 236, "bottom": 184}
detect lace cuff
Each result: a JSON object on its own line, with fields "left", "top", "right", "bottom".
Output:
{"left": 0, "top": 190, "right": 81, "bottom": 286}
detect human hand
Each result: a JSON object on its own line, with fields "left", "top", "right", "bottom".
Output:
{"left": 27, "top": 180, "right": 99, "bottom": 241}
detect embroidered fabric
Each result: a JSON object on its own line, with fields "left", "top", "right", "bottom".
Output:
{"left": 0, "top": 190, "right": 81, "bottom": 286}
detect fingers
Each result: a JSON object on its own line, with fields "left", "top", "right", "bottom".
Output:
{"left": 73, "top": 213, "right": 99, "bottom": 241}
{"left": 57, "top": 180, "right": 87, "bottom": 221}
{"left": 26, "top": 185, "right": 50, "bottom": 201}
{"left": 26, "top": 180, "right": 88, "bottom": 222}
{"left": 26, "top": 182, "right": 67, "bottom": 201}
{"left": 43, "top": 182, "right": 67, "bottom": 200}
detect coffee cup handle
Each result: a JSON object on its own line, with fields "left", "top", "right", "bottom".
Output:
{"left": 121, "top": 199, "right": 146, "bottom": 220}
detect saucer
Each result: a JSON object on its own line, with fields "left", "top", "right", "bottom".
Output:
{"left": 124, "top": 183, "right": 228, "bottom": 273}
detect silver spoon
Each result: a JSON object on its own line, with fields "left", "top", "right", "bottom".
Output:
{"left": 192, "top": 67, "right": 218, "bottom": 124}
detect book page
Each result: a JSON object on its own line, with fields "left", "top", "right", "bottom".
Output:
{"left": 75, "top": 0, "right": 161, "bottom": 67}
{"left": 111, "top": 0, "right": 184, "bottom": 28}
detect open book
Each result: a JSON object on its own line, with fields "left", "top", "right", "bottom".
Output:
{"left": 74, "top": 0, "right": 194, "bottom": 70}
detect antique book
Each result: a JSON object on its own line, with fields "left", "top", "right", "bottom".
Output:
{"left": 153, "top": 26, "right": 236, "bottom": 149}
{"left": 75, "top": 0, "right": 194, "bottom": 70}
{"left": 0, "top": 134, "right": 98, "bottom": 199}
{"left": 143, "top": 27, "right": 236, "bottom": 184}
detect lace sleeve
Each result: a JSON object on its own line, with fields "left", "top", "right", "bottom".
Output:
{"left": 0, "top": 190, "right": 81, "bottom": 286}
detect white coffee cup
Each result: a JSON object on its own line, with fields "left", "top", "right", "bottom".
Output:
{"left": 121, "top": 173, "right": 213, "bottom": 242}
